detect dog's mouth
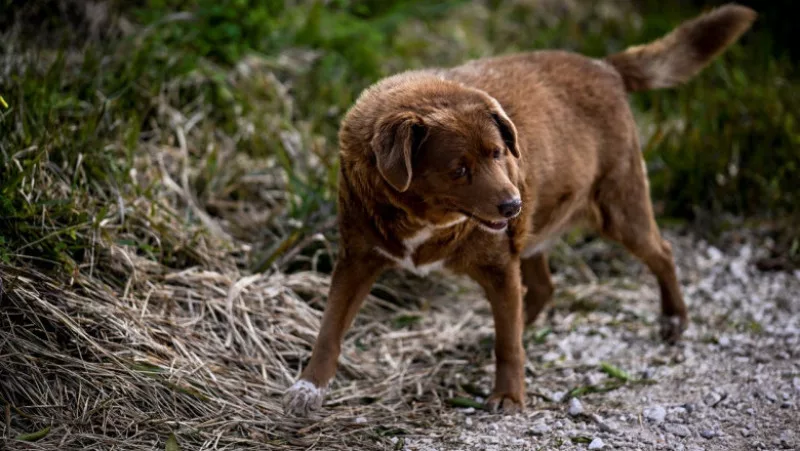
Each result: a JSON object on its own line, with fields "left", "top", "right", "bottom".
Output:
{"left": 456, "top": 209, "right": 509, "bottom": 232}
{"left": 478, "top": 219, "right": 509, "bottom": 230}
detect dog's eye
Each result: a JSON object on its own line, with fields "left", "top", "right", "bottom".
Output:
{"left": 452, "top": 166, "right": 468, "bottom": 179}
{"left": 492, "top": 148, "right": 503, "bottom": 160}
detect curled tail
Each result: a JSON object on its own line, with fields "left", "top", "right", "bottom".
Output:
{"left": 605, "top": 4, "right": 757, "bottom": 92}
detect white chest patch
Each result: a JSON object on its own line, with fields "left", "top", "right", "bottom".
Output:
{"left": 374, "top": 216, "right": 466, "bottom": 276}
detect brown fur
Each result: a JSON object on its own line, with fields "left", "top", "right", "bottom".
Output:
{"left": 284, "top": 4, "right": 756, "bottom": 416}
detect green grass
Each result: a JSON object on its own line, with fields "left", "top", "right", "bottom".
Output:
{"left": 1, "top": 0, "right": 798, "bottom": 278}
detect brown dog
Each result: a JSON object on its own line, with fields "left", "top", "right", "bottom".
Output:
{"left": 284, "top": 4, "right": 756, "bottom": 416}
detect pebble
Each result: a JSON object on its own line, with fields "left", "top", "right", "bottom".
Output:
{"left": 551, "top": 391, "right": 566, "bottom": 403}
{"left": 529, "top": 422, "right": 550, "bottom": 435}
{"left": 700, "top": 429, "right": 717, "bottom": 439}
{"left": 664, "top": 424, "right": 692, "bottom": 437}
{"left": 778, "top": 431, "right": 793, "bottom": 449}
{"left": 590, "top": 413, "right": 617, "bottom": 433}
{"left": 780, "top": 401, "right": 792, "bottom": 409}
{"left": 793, "top": 377, "right": 800, "bottom": 391}
{"left": 568, "top": 398, "right": 584, "bottom": 416}
{"left": 588, "top": 438, "right": 605, "bottom": 449}
{"left": 703, "top": 391, "right": 724, "bottom": 407}
{"left": 765, "top": 391, "right": 778, "bottom": 403}
{"left": 741, "top": 428, "right": 752, "bottom": 437}
{"left": 707, "top": 246, "right": 724, "bottom": 262}
{"left": 644, "top": 405, "right": 666, "bottom": 424}
{"left": 541, "top": 351, "right": 561, "bottom": 362}
{"left": 584, "top": 372, "right": 604, "bottom": 386}
{"left": 667, "top": 406, "right": 688, "bottom": 422}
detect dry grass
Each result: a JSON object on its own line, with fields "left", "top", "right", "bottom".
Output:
{"left": 0, "top": 210, "right": 504, "bottom": 449}
{"left": 3, "top": 0, "right": 790, "bottom": 449}
{"left": 0, "top": 67, "right": 506, "bottom": 447}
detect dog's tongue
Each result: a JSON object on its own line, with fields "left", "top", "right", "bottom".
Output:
{"left": 486, "top": 220, "right": 508, "bottom": 230}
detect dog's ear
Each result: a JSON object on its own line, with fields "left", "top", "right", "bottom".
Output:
{"left": 372, "top": 112, "right": 426, "bottom": 192}
{"left": 491, "top": 110, "right": 520, "bottom": 158}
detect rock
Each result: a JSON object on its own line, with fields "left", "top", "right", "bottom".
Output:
{"left": 589, "top": 413, "right": 617, "bottom": 433}
{"left": 778, "top": 431, "right": 793, "bottom": 449}
{"left": 700, "top": 429, "right": 717, "bottom": 439}
{"left": 542, "top": 351, "right": 561, "bottom": 362}
{"left": 529, "top": 422, "right": 550, "bottom": 435}
{"left": 707, "top": 246, "right": 724, "bottom": 262}
{"left": 781, "top": 401, "right": 792, "bottom": 409}
{"left": 588, "top": 438, "right": 605, "bottom": 450}
{"left": 664, "top": 424, "right": 692, "bottom": 437}
{"left": 667, "top": 406, "right": 688, "bottom": 422}
{"left": 718, "top": 336, "right": 731, "bottom": 348}
{"left": 644, "top": 405, "right": 666, "bottom": 424}
{"left": 703, "top": 391, "right": 725, "bottom": 407}
{"left": 741, "top": 428, "right": 752, "bottom": 437}
{"left": 764, "top": 391, "right": 778, "bottom": 403}
{"left": 584, "top": 372, "right": 604, "bottom": 387}
{"left": 551, "top": 391, "right": 566, "bottom": 403}
{"left": 465, "top": 417, "right": 473, "bottom": 427}
{"left": 793, "top": 377, "right": 800, "bottom": 391}
{"left": 568, "top": 398, "right": 584, "bottom": 416}
{"left": 746, "top": 408, "right": 755, "bottom": 416}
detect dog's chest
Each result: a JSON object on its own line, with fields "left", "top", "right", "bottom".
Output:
{"left": 374, "top": 226, "right": 448, "bottom": 276}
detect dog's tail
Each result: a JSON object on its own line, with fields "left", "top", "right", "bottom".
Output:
{"left": 605, "top": 4, "right": 756, "bottom": 92}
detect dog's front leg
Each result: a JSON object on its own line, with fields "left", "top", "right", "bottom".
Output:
{"left": 469, "top": 258, "right": 526, "bottom": 413}
{"left": 283, "top": 254, "right": 385, "bottom": 417}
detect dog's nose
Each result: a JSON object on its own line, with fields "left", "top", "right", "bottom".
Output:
{"left": 498, "top": 198, "right": 522, "bottom": 218}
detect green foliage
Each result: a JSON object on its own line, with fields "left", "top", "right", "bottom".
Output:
{"left": 628, "top": 2, "right": 800, "bottom": 223}
{"left": 2, "top": 0, "right": 798, "bottom": 274}
{"left": 640, "top": 53, "right": 800, "bottom": 220}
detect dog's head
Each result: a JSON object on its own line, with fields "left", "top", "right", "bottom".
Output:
{"left": 370, "top": 85, "right": 522, "bottom": 232}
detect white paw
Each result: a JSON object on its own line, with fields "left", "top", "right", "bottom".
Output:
{"left": 283, "top": 380, "right": 327, "bottom": 417}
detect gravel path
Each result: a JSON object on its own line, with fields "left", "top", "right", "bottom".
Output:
{"left": 401, "top": 231, "right": 800, "bottom": 450}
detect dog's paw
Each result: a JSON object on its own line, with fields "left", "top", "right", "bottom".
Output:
{"left": 659, "top": 314, "right": 688, "bottom": 344}
{"left": 283, "top": 380, "right": 327, "bottom": 417}
{"left": 485, "top": 391, "right": 525, "bottom": 414}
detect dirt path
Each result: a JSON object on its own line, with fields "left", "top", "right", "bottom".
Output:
{"left": 399, "top": 231, "right": 799, "bottom": 450}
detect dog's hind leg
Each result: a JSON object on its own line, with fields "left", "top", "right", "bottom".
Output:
{"left": 520, "top": 253, "right": 554, "bottom": 325}
{"left": 594, "top": 155, "right": 688, "bottom": 343}
{"left": 283, "top": 254, "right": 386, "bottom": 416}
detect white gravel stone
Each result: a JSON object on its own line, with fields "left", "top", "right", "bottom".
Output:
{"left": 644, "top": 405, "right": 666, "bottom": 424}
{"left": 568, "top": 398, "right": 584, "bottom": 416}
{"left": 588, "top": 438, "right": 605, "bottom": 449}
{"left": 665, "top": 424, "right": 692, "bottom": 437}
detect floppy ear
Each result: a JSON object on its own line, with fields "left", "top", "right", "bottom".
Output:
{"left": 372, "top": 113, "right": 426, "bottom": 192}
{"left": 491, "top": 110, "right": 520, "bottom": 158}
